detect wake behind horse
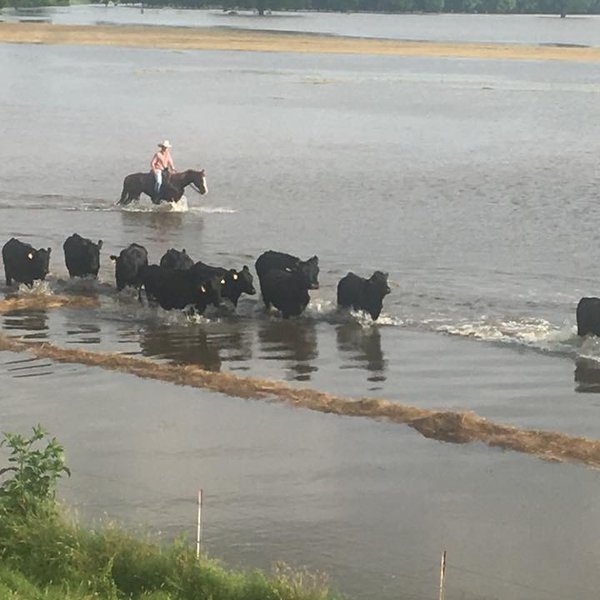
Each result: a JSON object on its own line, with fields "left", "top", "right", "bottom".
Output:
{"left": 118, "top": 169, "right": 207, "bottom": 206}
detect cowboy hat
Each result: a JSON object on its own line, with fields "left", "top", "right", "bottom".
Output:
{"left": 158, "top": 140, "right": 172, "bottom": 148}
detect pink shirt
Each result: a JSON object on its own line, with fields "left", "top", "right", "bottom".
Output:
{"left": 151, "top": 149, "right": 174, "bottom": 172}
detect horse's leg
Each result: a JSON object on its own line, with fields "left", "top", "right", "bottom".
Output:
{"left": 165, "top": 183, "right": 181, "bottom": 203}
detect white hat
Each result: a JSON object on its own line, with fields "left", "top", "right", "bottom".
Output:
{"left": 158, "top": 140, "right": 172, "bottom": 148}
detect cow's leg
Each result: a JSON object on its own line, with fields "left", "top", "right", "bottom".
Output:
{"left": 259, "top": 282, "right": 271, "bottom": 309}
{"left": 4, "top": 268, "right": 11, "bottom": 286}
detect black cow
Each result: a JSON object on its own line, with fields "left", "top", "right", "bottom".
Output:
{"left": 159, "top": 248, "right": 194, "bottom": 271}
{"left": 259, "top": 268, "right": 312, "bottom": 319}
{"left": 2, "top": 238, "right": 51, "bottom": 287}
{"left": 337, "top": 271, "right": 391, "bottom": 321}
{"left": 255, "top": 250, "right": 319, "bottom": 308}
{"left": 110, "top": 243, "right": 148, "bottom": 291}
{"left": 63, "top": 233, "right": 103, "bottom": 278}
{"left": 192, "top": 262, "right": 256, "bottom": 307}
{"left": 576, "top": 297, "right": 600, "bottom": 337}
{"left": 141, "top": 265, "right": 222, "bottom": 313}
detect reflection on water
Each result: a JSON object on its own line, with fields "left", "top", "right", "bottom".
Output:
{"left": 140, "top": 322, "right": 222, "bottom": 370}
{"left": 66, "top": 321, "right": 101, "bottom": 346}
{"left": 258, "top": 318, "right": 318, "bottom": 381}
{"left": 574, "top": 357, "right": 600, "bottom": 393}
{"left": 2, "top": 310, "right": 48, "bottom": 340}
{"left": 208, "top": 325, "right": 253, "bottom": 369}
{"left": 8, "top": 6, "right": 52, "bottom": 22}
{"left": 119, "top": 210, "right": 191, "bottom": 241}
{"left": 139, "top": 319, "right": 254, "bottom": 371}
{"left": 2, "top": 355, "right": 54, "bottom": 379}
{"left": 336, "top": 322, "right": 386, "bottom": 386}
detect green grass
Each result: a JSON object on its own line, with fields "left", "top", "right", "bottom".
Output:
{"left": 0, "top": 427, "right": 338, "bottom": 600}
{"left": 0, "top": 506, "right": 339, "bottom": 600}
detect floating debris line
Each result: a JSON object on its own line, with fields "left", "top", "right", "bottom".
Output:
{"left": 0, "top": 294, "right": 99, "bottom": 312}
{"left": 0, "top": 333, "right": 598, "bottom": 468}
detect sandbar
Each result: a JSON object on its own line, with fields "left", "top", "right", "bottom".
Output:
{"left": 0, "top": 21, "right": 599, "bottom": 61}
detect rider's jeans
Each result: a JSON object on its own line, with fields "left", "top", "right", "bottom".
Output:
{"left": 153, "top": 169, "right": 162, "bottom": 194}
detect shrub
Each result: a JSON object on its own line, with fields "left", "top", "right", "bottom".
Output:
{"left": 0, "top": 425, "right": 70, "bottom": 516}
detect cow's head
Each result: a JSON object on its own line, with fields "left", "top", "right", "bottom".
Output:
{"left": 369, "top": 271, "right": 391, "bottom": 297}
{"left": 299, "top": 255, "right": 319, "bottom": 290}
{"left": 29, "top": 247, "right": 51, "bottom": 279}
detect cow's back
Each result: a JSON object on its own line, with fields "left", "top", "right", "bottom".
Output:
{"left": 142, "top": 266, "right": 217, "bottom": 312}
{"left": 160, "top": 248, "right": 194, "bottom": 271}
{"left": 2, "top": 238, "right": 50, "bottom": 286}
{"left": 255, "top": 251, "right": 299, "bottom": 279}
{"left": 63, "top": 233, "right": 102, "bottom": 278}
{"left": 337, "top": 272, "right": 364, "bottom": 307}
{"left": 113, "top": 243, "right": 148, "bottom": 290}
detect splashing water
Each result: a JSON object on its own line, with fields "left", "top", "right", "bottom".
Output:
{"left": 436, "top": 316, "right": 577, "bottom": 355}
{"left": 16, "top": 280, "right": 54, "bottom": 296}
{"left": 120, "top": 196, "right": 189, "bottom": 213}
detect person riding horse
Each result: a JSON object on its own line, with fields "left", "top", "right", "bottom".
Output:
{"left": 117, "top": 140, "right": 207, "bottom": 206}
{"left": 151, "top": 140, "right": 176, "bottom": 203}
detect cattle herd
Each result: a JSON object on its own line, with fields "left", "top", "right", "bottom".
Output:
{"left": 1, "top": 235, "right": 392, "bottom": 321}
{"left": 6, "top": 234, "right": 600, "bottom": 338}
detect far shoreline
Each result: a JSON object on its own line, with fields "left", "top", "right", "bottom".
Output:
{"left": 1, "top": 21, "right": 600, "bottom": 60}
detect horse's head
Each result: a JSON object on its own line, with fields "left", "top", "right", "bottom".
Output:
{"left": 190, "top": 169, "right": 208, "bottom": 195}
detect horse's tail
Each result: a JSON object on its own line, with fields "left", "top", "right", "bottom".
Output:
{"left": 117, "top": 175, "right": 134, "bottom": 205}
{"left": 117, "top": 187, "right": 129, "bottom": 205}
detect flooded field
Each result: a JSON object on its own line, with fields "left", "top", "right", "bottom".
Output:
{"left": 1, "top": 33, "right": 600, "bottom": 600}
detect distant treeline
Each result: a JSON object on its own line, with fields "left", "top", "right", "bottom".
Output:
{"left": 1, "top": 0, "right": 68, "bottom": 8}
{"left": 130, "top": 0, "right": 600, "bottom": 17}
{"left": 3, "top": 0, "right": 597, "bottom": 18}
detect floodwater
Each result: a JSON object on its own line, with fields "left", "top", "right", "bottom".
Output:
{"left": 2, "top": 23, "right": 600, "bottom": 600}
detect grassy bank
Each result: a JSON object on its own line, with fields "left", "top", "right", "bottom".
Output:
{"left": 0, "top": 427, "right": 338, "bottom": 600}
{"left": 1, "top": 21, "right": 600, "bottom": 60}
{"left": 0, "top": 509, "right": 336, "bottom": 600}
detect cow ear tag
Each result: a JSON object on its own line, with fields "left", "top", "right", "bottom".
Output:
{"left": 221, "top": 278, "right": 226, "bottom": 285}
{"left": 200, "top": 285, "right": 206, "bottom": 293}
{"left": 233, "top": 273, "right": 238, "bottom": 280}
{"left": 285, "top": 267, "right": 292, "bottom": 272}
{"left": 27, "top": 252, "right": 33, "bottom": 260}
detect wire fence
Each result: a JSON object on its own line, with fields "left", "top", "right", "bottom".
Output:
{"left": 56, "top": 470, "right": 600, "bottom": 600}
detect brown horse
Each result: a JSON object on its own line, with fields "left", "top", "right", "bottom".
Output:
{"left": 117, "top": 169, "right": 207, "bottom": 206}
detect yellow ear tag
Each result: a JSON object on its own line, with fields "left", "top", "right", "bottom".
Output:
{"left": 233, "top": 273, "right": 238, "bottom": 280}
{"left": 200, "top": 285, "right": 206, "bottom": 293}
{"left": 27, "top": 252, "right": 34, "bottom": 259}
{"left": 221, "top": 278, "right": 226, "bottom": 285}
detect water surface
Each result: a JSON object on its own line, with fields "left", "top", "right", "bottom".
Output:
{"left": 1, "top": 41, "right": 600, "bottom": 600}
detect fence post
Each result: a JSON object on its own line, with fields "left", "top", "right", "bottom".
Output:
{"left": 196, "top": 489, "right": 203, "bottom": 559}
{"left": 438, "top": 550, "right": 447, "bottom": 600}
